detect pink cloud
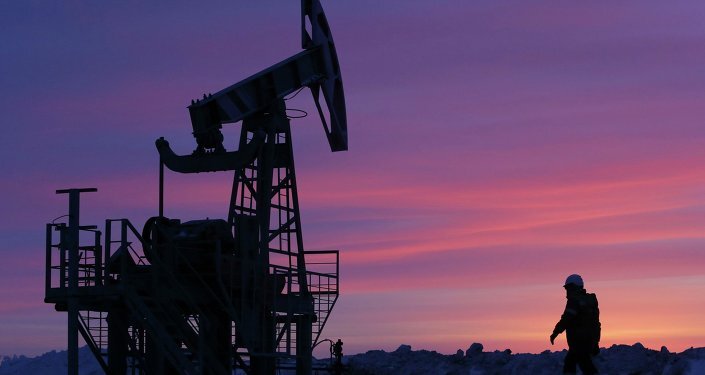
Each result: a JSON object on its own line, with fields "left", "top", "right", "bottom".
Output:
{"left": 4, "top": 0, "right": 705, "bottom": 357}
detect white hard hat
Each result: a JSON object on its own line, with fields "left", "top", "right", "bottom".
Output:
{"left": 564, "top": 274, "right": 584, "bottom": 287}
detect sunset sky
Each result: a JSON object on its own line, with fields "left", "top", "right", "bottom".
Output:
{"left": 1, "top": 1, "right": 705, "bottom": 357}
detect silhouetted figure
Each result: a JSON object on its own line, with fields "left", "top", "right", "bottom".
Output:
{"left": 550, "top": 274, "right": 601, "bottom": 374}
{"left": 332, "top": 339, "right": 344, "bottom": 375}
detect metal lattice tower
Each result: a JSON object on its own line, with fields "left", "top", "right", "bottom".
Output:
{"left": 45, "top": 1, "right": 346, "bottom": 374}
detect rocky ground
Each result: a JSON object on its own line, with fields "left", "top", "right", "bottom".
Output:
{"left": 342, "top": 343, "right": 705, "bottom": 375}
{"left": 2, "top": 343, "right": 705, "bottom": 374}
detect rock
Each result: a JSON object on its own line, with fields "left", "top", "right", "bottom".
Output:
{"left": 395, "top": 344, "right": 412, "bottom": 353}
{"left": 466, "top": 343, "right": 483, "bottom": 357}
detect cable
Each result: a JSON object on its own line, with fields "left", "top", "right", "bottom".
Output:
{"left": 51, "top": 214, "right": 69, "bottom": 224}
{"left": 286, "top": 108, "right": 308, "bottom": 119}
{"left": 284, "top": 86, "right": 306, "bottom": 101}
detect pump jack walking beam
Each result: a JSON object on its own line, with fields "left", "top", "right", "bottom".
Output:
{"left": 157, "top": 0, "right": 347, "bottom": 166}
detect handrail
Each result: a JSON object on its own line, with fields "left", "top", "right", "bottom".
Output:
{"left": 76, "top": 314, "right": 110, "bottom": 374}
{"left": 138, "top": 228, "right": 230, "bottom": 375}
{"left": 106, "top": 218, "right": 227, "bottom": 373}
{"left": 122, "top": 287, "right": 198, "bottom": 375}
{"left": 45, "top": 222, "right": 104, "bottom": 290}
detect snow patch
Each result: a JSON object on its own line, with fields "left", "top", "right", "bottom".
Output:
{"left": 687, "top": 359, "right": 705, "bottom": 375}
{"left": 344, "top": 343, "right": 705, "bottom": 375}
{"left": 2, "top": 343, "right": 705, "bottom": 374}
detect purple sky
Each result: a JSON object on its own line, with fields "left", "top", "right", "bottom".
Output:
{"left": 1, "top": 1, "right": 705, "bottom": 356}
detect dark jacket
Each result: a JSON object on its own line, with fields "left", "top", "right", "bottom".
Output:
{"left": 553, "top": 288, "right": 601, "bottom": 349}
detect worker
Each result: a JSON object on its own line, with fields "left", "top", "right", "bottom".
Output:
{"left": 332, "top": 339, "right": 344, "bottom": 375}
{"left": 550, "top": 274, "right": 601, "bottom": 374}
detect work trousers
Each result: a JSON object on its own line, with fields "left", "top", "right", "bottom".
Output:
{"left": 563, "top": 344, "right": 597, "bottom": 375}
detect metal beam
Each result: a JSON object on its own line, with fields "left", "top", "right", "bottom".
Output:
{"left": 55, "top": 188, "right": 97, "bottom": 375}
{"left": 187, "top": 48, "right": 325, "bottom": 152}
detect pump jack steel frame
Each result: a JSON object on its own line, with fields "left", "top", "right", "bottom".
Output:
{"left": 45, "top": 1, "right": 346, "bottom": 374}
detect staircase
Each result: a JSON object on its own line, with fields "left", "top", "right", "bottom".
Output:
{"left": 47, "top": 214, "right": 339, "bottom": 374}
{"left": 305, "top": 250, "right": 340, "bottom": 346}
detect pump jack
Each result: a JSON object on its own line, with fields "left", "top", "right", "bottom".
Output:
{"left": 45, "top": 1, "right": 346, "bottom": 374}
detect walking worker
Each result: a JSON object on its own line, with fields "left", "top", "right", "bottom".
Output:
{"left": 550, "top": 274, "right": 601, "bottom": 374}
